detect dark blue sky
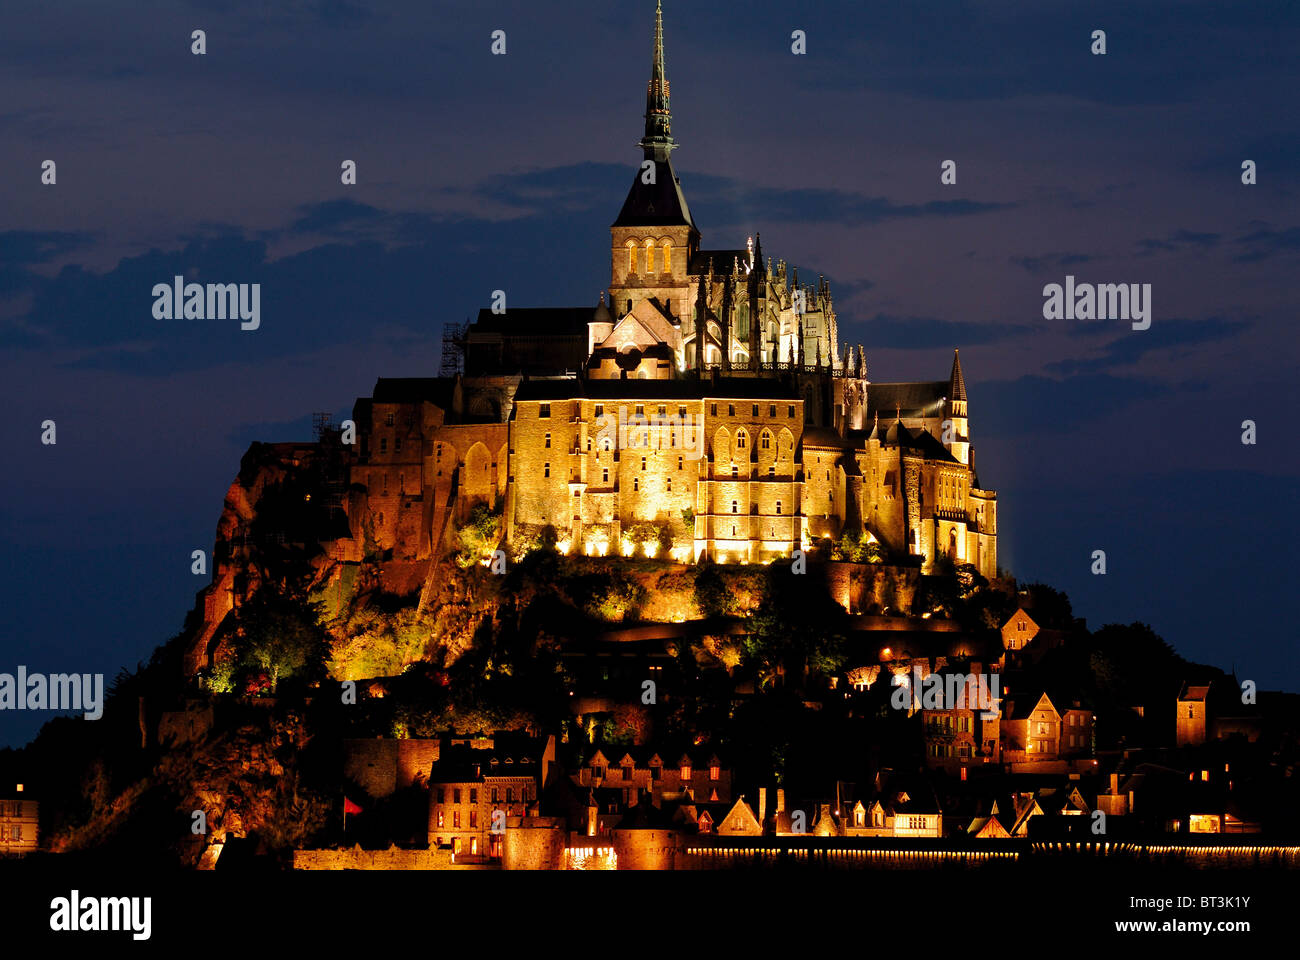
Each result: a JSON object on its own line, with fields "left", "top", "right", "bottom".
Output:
{"left": 2, "top": 0, "right": 1297, "bottom": 746}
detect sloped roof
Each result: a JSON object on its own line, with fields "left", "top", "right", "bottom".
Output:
{"left": 370, "top": 377, "right": 457, "bottom": 407}
{"left": 613, "top": 156, "right": 696, "bottom": 229}
{"left": 512, "top": 376, "right": 800, "bottom": 403}
{"left": 867, "top": 381, "right": 949, "bottom": 421}
{"left": 472, "top": 307, "right": 595, "bottom": 335}
{"left": 688, "top": 249, "right": 750, "bottom": 276}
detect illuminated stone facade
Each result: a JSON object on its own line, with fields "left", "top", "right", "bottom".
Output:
{"left": 346, "top": 3, "right": 999, "bottom": 577}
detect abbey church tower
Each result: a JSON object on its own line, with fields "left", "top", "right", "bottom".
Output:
{"left": 608, "top": 1, "right": 699, "bottom": 341}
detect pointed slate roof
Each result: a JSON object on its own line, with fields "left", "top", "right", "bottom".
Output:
{"left": 949, "top": 349, "right": 967, "bottom": 401}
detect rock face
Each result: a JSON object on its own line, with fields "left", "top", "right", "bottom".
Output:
{"left": 186, "top": 440, "right": 366, "bottom": 675}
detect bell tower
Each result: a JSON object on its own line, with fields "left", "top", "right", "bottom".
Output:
{"left": 610, "top": 2, "right": 700, "bottom": 328}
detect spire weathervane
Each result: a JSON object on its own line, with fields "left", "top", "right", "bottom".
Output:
{"left": 641, "top": 1, "right": 675, "bottom": 161}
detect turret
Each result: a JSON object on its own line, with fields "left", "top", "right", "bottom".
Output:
{"left": 945, "top": 349, "right": 970, "bottom": 464}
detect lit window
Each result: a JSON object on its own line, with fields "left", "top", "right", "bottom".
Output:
{"left": 626, "top": 241, "right": 636, "bottom": 274}
{"left": 645, "top": 239, "right": 655, "bottom": 273}
{"left": 710, "top": 765, "right": 719, "bottom": 781}
{"left": 662, "top": 241, "right": 672, "bottom": 273}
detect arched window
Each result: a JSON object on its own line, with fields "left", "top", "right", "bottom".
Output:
{"left": 737, "top": 431, "right": 747, "bottom": 449}
{"left": 661, "top": 240, "right": 672, "bottom": 274}
{"left": 644, "top": 239, "right": 655, "bottom": 273}
{"left": 760, "top": 430, "right": 772, "bottom": 450}
{"left": 731, "top": 501, "right": 738, "bottom": 514}
{"left": 626, "top": 240, "right": 636, "bottom": 274}
{"left": 776, "top": 501, "right": 782, "bottom": 515}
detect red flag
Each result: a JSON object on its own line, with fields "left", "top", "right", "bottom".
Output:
{"left": 344, "top": 797, "right": 363, "bottom": 815}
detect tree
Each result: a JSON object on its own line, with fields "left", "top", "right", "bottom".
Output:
{"left": 233, "top": 591, "right": 329, "bottom": 692}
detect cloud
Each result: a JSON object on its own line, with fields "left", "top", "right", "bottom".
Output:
{"left": 977, "top": 373, "right": 1173, "bottom": 434}
{"left": 860, "top": 313, "right": 1034, "bottom": 349}
{"left": 1048, "top": 315, "right": 1250, "bottom": 375}
{"left": 1232, "top": 224, "right": 1300, "bottom": 262}
{"left": 1011, "top": 252, "right": 1094, "bottom": 273}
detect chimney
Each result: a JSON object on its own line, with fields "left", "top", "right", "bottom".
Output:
{"left": 776, "top": 788, "right": 786, "bottom": 813}
{"left": 758, "top": 787, "right": 767, "bottom": 824}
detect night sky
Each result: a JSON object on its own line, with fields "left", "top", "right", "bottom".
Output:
{"left": 2, "top": 1, "right": 1297, "bottom": 747}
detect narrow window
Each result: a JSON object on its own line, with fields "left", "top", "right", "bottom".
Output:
{"left": 544, "top": 463, "right": 550, "bottom": 478}
{"left": 645, "top": 239, "right": 655, "bottom": 273}
{"left": 545, "top": 433, "right": 551, "bottom": 449}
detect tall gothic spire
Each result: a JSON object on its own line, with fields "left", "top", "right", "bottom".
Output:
{"left": 641, "top": 1, "right": 676, "bottom": 161}
{"left": 614, "top": 2, "right": 694, "bottom": 230}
